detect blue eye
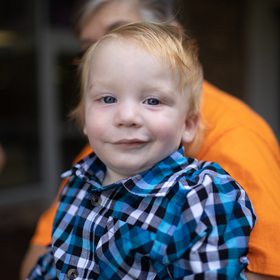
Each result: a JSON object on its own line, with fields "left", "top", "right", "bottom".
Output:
{"left": 102, "top": 96, "right": 116, "bottom": 103}
{"left": 145, "top": 98, "right": 160, "bottom": 105}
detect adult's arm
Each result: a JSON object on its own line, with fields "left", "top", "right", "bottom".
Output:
{"left": 25, "top": 245, "right": 57, "bottom": 280}
{"left": 20, "top": 245, "right": 47, "bottom": 280}
{"left": 245, "top": 271, "right": 280, "bottom": 280}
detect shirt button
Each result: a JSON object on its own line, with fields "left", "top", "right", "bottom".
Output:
{"left": 67, "top": 268, "right": 78, "bottom": 279}
{"left": 91, "top": 195, "right": 102, "bottom": 206}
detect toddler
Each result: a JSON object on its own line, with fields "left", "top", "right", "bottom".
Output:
{"left": 27, "top": 22, "right": 256, "bottom": 280}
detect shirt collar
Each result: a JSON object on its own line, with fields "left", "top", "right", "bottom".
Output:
{"left": 61, "top": 153, "right": 107, "bottom": 189}
{"left": 62, "top": 146, "right": 194, "bottom": 197}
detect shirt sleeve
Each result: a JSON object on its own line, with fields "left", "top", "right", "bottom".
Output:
{"left": 164, "top": 164, "right": 256, "bottom": 279}
{"left": 196, "top": 126, "right": 280, "bottom": 275}
{"left": 26, "top": 245, "right": 58, "bottom": 280}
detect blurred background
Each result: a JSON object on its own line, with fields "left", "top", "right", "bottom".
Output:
{"left": 0, "top": 0, "right": 279, "bottom": 279}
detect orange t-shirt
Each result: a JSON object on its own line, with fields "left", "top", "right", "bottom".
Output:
{"left": 31, "top": 81, "right": 280, "bottom": 276}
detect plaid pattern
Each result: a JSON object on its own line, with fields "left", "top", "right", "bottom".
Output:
{"left": 27, "top": 147, "right": 256, "bottom": 280}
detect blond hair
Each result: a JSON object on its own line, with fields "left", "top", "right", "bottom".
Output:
{"left": 72, "top": 22, "right": 204, "bottom": 155}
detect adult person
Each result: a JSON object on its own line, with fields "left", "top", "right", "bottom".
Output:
{"left": 20, "top": 0, "right": 280, "bottom": 279}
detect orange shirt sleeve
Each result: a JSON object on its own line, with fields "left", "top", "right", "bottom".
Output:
{"left": 30, "top": 143, "right": 93, "bottom": 246}
{"left": 192, "top": 81, "right": 280, "bottom": 276}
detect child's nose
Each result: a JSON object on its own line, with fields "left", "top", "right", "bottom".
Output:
{"left": 114, "top": 102, "right": 142, "bottom": 127}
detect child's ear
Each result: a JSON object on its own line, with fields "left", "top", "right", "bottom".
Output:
{"left": 83, "top": 126, "right": 88, "bottom": 136}
{"left": 181, "top": 113, "right": 200, "bottom": 144}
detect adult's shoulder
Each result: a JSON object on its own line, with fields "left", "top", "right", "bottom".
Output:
{"left": 199, "top": 80, "right": 280, "bottom": 161}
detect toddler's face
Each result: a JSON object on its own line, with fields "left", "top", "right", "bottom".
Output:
{"left": 84, "top": 39, "right": 198, "bottom": 185}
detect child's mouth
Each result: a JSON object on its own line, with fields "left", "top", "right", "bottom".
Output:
{"left": 113, "top": 139, "right": 147, "bottom": 148}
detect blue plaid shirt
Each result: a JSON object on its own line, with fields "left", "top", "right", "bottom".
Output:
{"left": 27, "top": 147, "right": 256, "bottom": 280}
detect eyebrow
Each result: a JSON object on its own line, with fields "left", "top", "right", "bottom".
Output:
{"left": 80, "top": 21, "right": 131, "bottom": 51}
{"left": 142, "top": 85, "right": 176, "bottom": 97}
{"left": 106, "top": 21, "right": 131, "bottom": 33}
{"left": 88, "top": 81, "right": 109, "bottom": 90}
{"left": 88, "top": 83, "right": 175, "bottom": 96}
